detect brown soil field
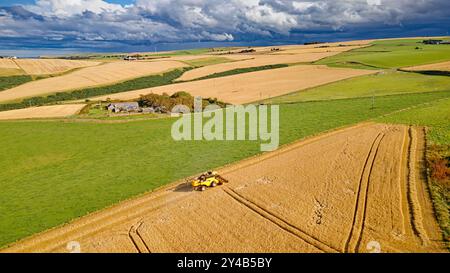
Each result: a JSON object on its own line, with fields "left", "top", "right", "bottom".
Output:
{"left": 404, "top": 61, "right": 450, "bottom": 72}
{"left": 90, "top": 65, "right": 377, "bottom": 104}
{"left": 0, "top": 60, "right": 187, "bottom": 103}
{"left": 0, "top": 104, "right": 86, "bottom": 120}
{"left": 2, "top": 123, "right": 445, "bottom": 253}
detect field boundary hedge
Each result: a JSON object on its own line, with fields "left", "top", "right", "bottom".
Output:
{"left": 0, "top": 68, "right": 190, "bottom": 112}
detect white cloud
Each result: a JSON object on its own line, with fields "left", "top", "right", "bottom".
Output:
{"left": 245, "top": 4, "right": 297, "bottom": 33}
{"left": 0, "top": 0, "right": 449, "bottom": 45}
{"left": 26, "top": 0, "right": 125, "bottom": 17}
{"left": 292, "top": 2, "right": 320, "bottom": 12}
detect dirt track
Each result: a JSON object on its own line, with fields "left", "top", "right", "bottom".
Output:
{"left": 0, "top": 104, "right": 86, "bottom": 120}
{"left": 2, "top": 123, "right": 445, "bottom": 253}
{"left": 90, "top": 65, "right": 376, "bottom": 104}
{"left": 0, "top": 60, "right": 187, "bottom": 103}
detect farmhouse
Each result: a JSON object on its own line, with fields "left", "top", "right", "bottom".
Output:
{"left": 423, "top": 39, "right": 444, "bottom": 45}
{"left": 124, "top": 56, "right": 138, "bottom": 61}
{"left": 107, "top": 102, "right": 140, "bottom": 113}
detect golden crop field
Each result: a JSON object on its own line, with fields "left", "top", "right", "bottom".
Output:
{"left": 4, "top": 124, "right": 444, "bottom": 253}
{"left": 91, "top": 65, "right": 377, "bottom": 104}
{"left": 0, "top": 60, "right": 187, "bottom": 103}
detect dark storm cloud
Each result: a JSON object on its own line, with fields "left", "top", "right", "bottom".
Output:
{"left": 0, "top": 0, "right": 449, "bottom": 51}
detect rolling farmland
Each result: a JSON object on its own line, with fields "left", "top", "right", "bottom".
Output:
{"left": 0, "top": 90, "right": 449, "bottom": 249}
{"left": 0, "top": 59, "right": 100, "bottom": 75}
{"left": 0, "top": 38, "right": 449, "bottom": 253}
{"left": 0, "top": 60, "right": 187, "bottom": 103}
{"left": 405, "top": 61, "right": 450, "bottom": 72}
{"left": 90, "top": 65, "right": 377, "bottom": 104}
{"left": 3, "top": 124, "right": 444, "bottom": 253}
{"left": 0, "top": 105, "right": 86, "bottom": 120}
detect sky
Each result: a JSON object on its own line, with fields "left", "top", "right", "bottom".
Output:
{"left": 0, "top": 0, "right": 449, "bottom": 57}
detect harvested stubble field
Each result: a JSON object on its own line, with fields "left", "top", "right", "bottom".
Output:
{"left": 3, "top": 123, "right": 444, "bottom": 253}
{"left": 91, "top": 65, "right": 377, "bottom": 104}
{"left": 0, "top": 59, "right": 100, "bottom": 75}
{"left": 0, "top": 59, "right": 21, "bottom": 70}
{"left": 0, "top": 60, "right": 187, "bottom": 103}
{"left": 0, "top": 104, "right": 86, "bottom": 120}
{"left": 405, "top": 61, "right": 450, "bottom": 72}
{"left": 206, "top": 40, "right": 373, "bottom": 55}
{"left": 177, "top": 45, "right": 368, "bottom": 81}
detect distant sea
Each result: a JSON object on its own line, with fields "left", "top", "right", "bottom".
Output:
{"left": 0, "top": 40, "right": 305, "bottom": 58}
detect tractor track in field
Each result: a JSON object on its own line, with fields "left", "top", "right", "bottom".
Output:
{"left": 3, "top": 123, "right": 445, "bottom": 253}
{"left": 344, "top": 132, "right": 385, "bottom": 253}
{"left": 128, "top": 221, "right": 151, "bottom": 253}
{"left": 223, "top": 187, "right": 340, "bottom": 253}
{"left": 399, "top": 126, "right": 410, "bottom": 236}
{"left": 3, "top": 185, "right": 192, "bottom": 253}
{"left": 406, "top": 126, "right": 429, "bottom": 246}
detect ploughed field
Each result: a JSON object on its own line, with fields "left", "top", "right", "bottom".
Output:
{"left": 4, "top": 124, "right": 444, "bottom": 253}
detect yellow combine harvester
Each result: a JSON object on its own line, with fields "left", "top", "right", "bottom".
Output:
{"left": 191, "top": 171, "right": 229, "bottom": 191}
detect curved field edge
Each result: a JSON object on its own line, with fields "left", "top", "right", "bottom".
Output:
{"left": 0, "top": 63, "right": 107, "bottom": 92}
{"left": 377, "top": 98, "right": 450, "bottom": 249}
{"left": 182, "top": 64, "right": 290, "bottom": 82}
{"left": 262, "top": 71, "right": 450, "bottom": 104}
{"left": 0, "top": 75, "right": 33, "bottom": 92}
{"left": 0, "top": 63, "right": 293, "bottom": 112}
{"left": 1, "top": 90, "right": 450, "bottom": 248}
{"left": 315, "top": 38, "right": 450, "bottom": 70}
{"left": 0, "top": 68, "right": 190, "bottom": 112}
{"left": 0, "top": 123, "right": 405, "bottom": 253}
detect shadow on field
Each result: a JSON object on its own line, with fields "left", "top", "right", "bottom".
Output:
{"left": 173, "top": 183, "right": 194, "bottom": 192}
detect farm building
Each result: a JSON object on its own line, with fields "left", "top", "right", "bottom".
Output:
{"left": 124, "top": 56, "right": 138, "bottom": 61}
{"left": 107, "top": 102, "right": 140, "bottom": 113}
{"left": 423, "top": 39, "right": 444, "bottom": 45}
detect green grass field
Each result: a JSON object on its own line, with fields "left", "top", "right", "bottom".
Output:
{"left": 379, "top": 98, "right": 450, "bottom": 145}
{"left": 1, "top": 90, "right": 450, "bottom": 247}
{"left": 0, "top": 75, "right": 32, "bottom": 91}
{"left": 317, "top": 39, "right": 450, "bottom": 69}
{"left": 264, "top": 71, "right": 450, "bottom": 104}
